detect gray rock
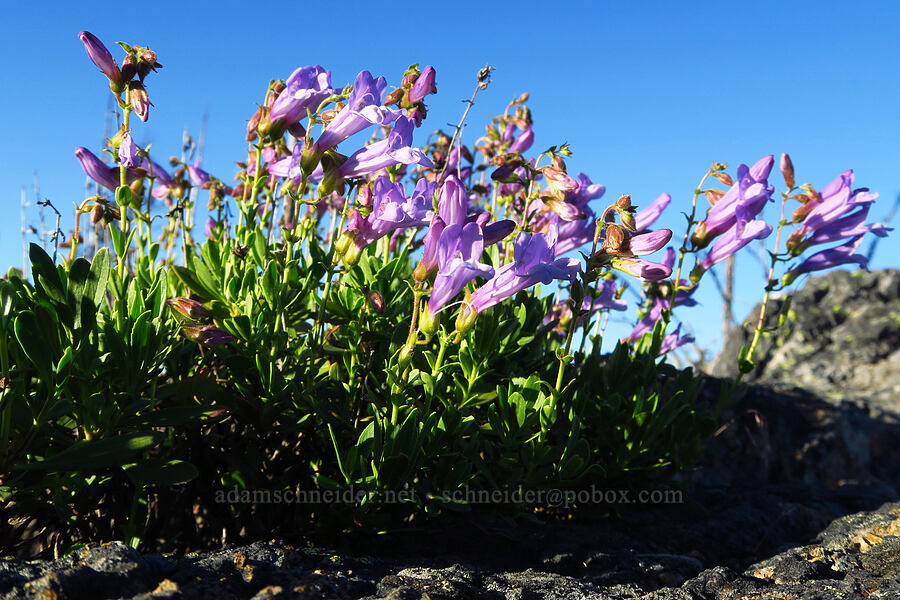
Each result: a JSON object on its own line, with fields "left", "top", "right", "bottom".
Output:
{"left": 711, "top": 268, "right": 900, "bottom": 414}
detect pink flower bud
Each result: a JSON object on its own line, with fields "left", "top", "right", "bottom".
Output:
{"left": 780, "top": 152, "right": 795, "bottom": 189}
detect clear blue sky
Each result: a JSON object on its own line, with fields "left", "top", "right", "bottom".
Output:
{"left": 2, "top": 0, "right": 898, "bottom": 357}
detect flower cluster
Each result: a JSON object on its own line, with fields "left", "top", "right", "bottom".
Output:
{"left": 72, "top": 31, "right": 890, "bottom": 361}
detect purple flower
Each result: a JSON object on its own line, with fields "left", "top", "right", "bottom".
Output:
{"left": 78, "top": 31, "right": 122, "bottom": 86}
{"left": 481, "top": 218, "right": 516, "bottom": 246}
{"left": 659, "top": 323, "right": 694, "bottom": 354}
{"left": 428, "top": 222, "right": 494, "bottom": 312}
{"left": 587, "top": 279, "right": 627, "bottom": 313}
{"left": 508, "top": 126, "right": 534, "bottom": 154}
{"left": 628, "top": 229, "right": 673, "bottom": 256}
{"left": 788, "top": 171, "right": 882, "bottom": 255}
{"left": 145, "top": 159, "right": 175, "bottom": 199}
{"left": 269, "top": 65, "right": 334, "bottom": 124}
{"left": 551, "top": 173, "right": 607, "bottom": 256}
{"left": 75, "top": 146, "right": 133, "bottom": 191}
{"left": 316, "top": 70, "right": 402, "bottom": 151}
{"left": 692, "top": 155, "right": 774, "bottom": 248}
{"left": 337, "top": 116, "right": 434, "bottom": 179}
{"left": 467, "top": 227, "right": 580, "bottom": 314}
{"left": 782, "top": 236, "right": 868, "bottom": 285}
{"left": 182, "top": 325, "right": 234, "bottom": 347}
{"left": 699, "top": 219, "right": 772, "bottom": 271}
{"left": 609, "top": 257, "right": 672, "bottom": 282}
{"left": 187, "top": 161, "right": 211, "bottom": 187}
{"left": 408, "top": 65, "right": 436, "bottom": 104}
{"left": 626, "top": 299, "right": 665, "bottom": 342}
{"left": 268, "top": 142, "right": 304, "bottom": 181}
{"left": 438, "top": 176, "right": 468, "bottom": 227}
{"left": 802, "top": 205, "right": 889, "bottom": 249}
{"left": 117, "top": 133, "right": 139, "bottom": 168}
{"left": 344, "top": 176, "right": 432, "bottom": 250}
{"left": 634, "top": 193, "right": 671, "bottom": 233}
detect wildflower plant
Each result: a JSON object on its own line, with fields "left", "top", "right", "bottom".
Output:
{"left": 0, "top": 31, "right": 890, "bottom": 557}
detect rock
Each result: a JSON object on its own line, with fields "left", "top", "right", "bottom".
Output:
{"left": 711, "top": 268, "right": 900, "bottom": 414}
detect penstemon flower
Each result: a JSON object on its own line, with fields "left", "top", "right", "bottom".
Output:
{"left": 782, "top": 235, "right": 869, "bottom": 285}
{"left": 691, "top": 155, "right": 774, "bottom": 248}
{"left": 315, "top": 70, "right": 402, "bottom": 152}
{"left": 337, "top": 116, "right": 434, "bottom": 179}
{"left": 269, "top": 65, "right": 334, "bottom": 125}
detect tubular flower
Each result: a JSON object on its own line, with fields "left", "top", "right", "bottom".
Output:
{"left": 790, "top": 205, "right": 890, "bottom": 254}
{"left": 75, "top": 147, "right": 138, "bottom": 191}
{"left": 634, "top": 193, "right": 671, "bottom": 233}
{"left": 145, "top": 158, "right": 175, "bottom": 199}
{"left": 316, "top": 70, "right": 402, "bottom": 152}
{"left": 465, "top": 227, "right": 580, "bottom": 316}
{"left": 786, "top": 170, "right": 885, "bottom": 255}
{"left": 697, "top": 219, "right": 772, "bottom": 273}
{"left": 627, "top": 229, "right": 673, "bottom": 256}
{"left": 337, "top": 116, "right": 434, "bottom": 179}
{"left": 339, "top": 176, "right": 433, "bottom": 259}
{"left": 508, "top": 126, "right": 534, "bottom": 154}
{"left": 609, "top": 257, "right": 672, "bottom": 282}
{"left": 269, "top": 65, "right": 334, "bottom": 124}
{"left": 782, "top": 236, "right": 869, "bottom": 286}
{"left": 428, "top": 222, "right": 495, "bottom": 313}
{"left": 659, "top": 323, "right": 694, "bottom": 354}
{"left": 691, "top": 155, "right": 774, "bottom": 249}
{"left": 78, "top": 31, "right": 122, "bottom": 88}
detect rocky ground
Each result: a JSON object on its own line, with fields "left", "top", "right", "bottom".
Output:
{"left": 3, "top": 269, "right": 900, "bottom": 599}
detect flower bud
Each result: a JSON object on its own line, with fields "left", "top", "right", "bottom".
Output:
{"left": 551, "top": 155, "right": 567, "bottom": 172}
{"left": 120, "top": 54, "right": 137, "bottom": 83}
{"left": 690, "top": 221, "right": 710, "bottom": 249}
{"left": 454, "top": 303, "right": 478, "bottom": 336}
{"left": 780, "top": 152, "right": 795, "bottom": 189}
{"left": 704, "top": 189, "right": 725, "bottom": 205}
{"left": 78, "top": 31, "right": 123, "bottom": 91}
{"left": 714, "top": 172, "right": 734, "bottom": 186}
{"left": 246, "top": 107, "right": 263, "bottom": 142}
{"left": 517, "top": 92, "right": 530, "bottom": 103}
{"left": 543, "top": 197, "right": 586, "bottom": 221}
{"left": 542, "top": 166, "right": 578, "bottom": 195}
{"left": 301, "top": 144, "right": 324, "bottom": 177}
{"left": 181, "top": 325, "right": 233, "bottom": 347}
{"left": 365, "top": 290, "right": 385, "bottom": 315}
{"left": 615, "top": 195, "right": 632, "bottom": 211}
{"left": 419, "top": 302, "right": 440, "bottom": 339}
{"left": 689, "top": 263, "right": 706, "bottom": 284}
{"left": 129, "top": 82, "right": 151, "bottom": 122}
{"left": 620, "top": 212, "right": 636, "bottom": 232}
{"left": 90, "top": 203, "right": 104, "bottom": 224}
{"left": 167, "top": 297, "right": 210, "bottom": 321}
{"left": 409, "top": 65, "right": 436, "bottom": 104}
{"left": 602, "top": 224, "right": 628, "bottom": 254}
{"left": 398, "top": 340, "right": 415, "bottom": 371}
{"left": 384, "top": 87, "right": 404, "bottom": 106}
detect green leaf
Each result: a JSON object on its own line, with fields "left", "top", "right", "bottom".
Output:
{"left": 17, "top": 431, "right": 165, "bottom": 472}
{"left": 29, "top": 243, "right": 61, "bottom": 294}
{"left": 13, "top": 311, "right": 52, "bottom": 377}
{"left": 172, "top": 266, "right": 216, "bottom": 300}
{"left": 124, "top": 459, "right": 199, "bottom": 486}
{"left": 251, "top": 229, "right": 267, "bottom": 267}
{"left": 0, "top": 281, "right": 16, "bottom": 331}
